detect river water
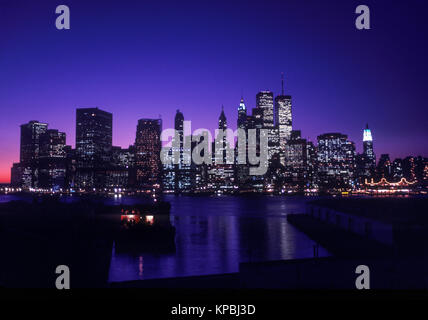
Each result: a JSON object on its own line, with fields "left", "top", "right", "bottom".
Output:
{"left": 0, "top": 194, "right": 330, "bottom": 282}
{"left": 109, "top": 195, "right": 330, "bottom": 282}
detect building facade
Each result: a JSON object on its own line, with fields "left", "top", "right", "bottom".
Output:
{"left": 75, "top": 107, "right": 113, "bottom": 189}
{"left": 135, "top": 118, "right": 162, "bottom": 191}
{"left": 317, "top": 133, "right": 356, "bottom": 190}
{"left": 38, "top": 129, "right": 67, "bottom": 190}
{"left": 275, "top": 94, "right": 292, "bottom": 164}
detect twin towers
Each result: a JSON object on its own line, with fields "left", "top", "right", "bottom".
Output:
{"left": 161, "top": 80, "right": 293, "bottom": 176}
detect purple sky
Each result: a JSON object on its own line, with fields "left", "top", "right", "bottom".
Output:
{"left": 0, "top": 0, "right": 427, "bottom": 183}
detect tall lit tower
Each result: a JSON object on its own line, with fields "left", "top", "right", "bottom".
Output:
{"left": 215, "top": 105, "right": 229, "bottom": 165}
{"left": 236, "top": 98, "right": 250, "bottom": 187}
{"left": 135, "top": 118, "right": 162, "bottom": 190}
{"left": 256, "top": 90, "right": 279, "bottom": 162}
{"left": 256, "top": 91, "right": 274, "bottom": 128}
{"left": 237, "top": 97, "right": 247, "bottom": 129}
{"left": 161, "top": 110, "right": 183, "bottom": 193}
{"left": 219, "top": 105, "right": 227, "bottom": 130}
{"left": 75, "top": 107, "right": 112, "bottom": 188}
{"left": 173, "top": 110, "right": 191, "bottom": 192}
{"left": 363, "top": 123, "right": 376, "bottom": 168}
{"left": 275, "top": 73, "right": 292, "bottom": 158}
{"left": 174, "top": 109, "right": 185, "bottom": 159}
{"left": 38, "top": 129, "right": 67, "bottom": 190}
{"left": 175, "top": 109, "right": 184, "bottom": 137}
{"left": 20, "top": 120, "right": 48, "bottom": 163}
{"left": 76, "top": 107, "right": 112, "bottom": 169}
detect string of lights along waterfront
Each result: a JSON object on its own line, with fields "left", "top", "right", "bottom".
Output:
{"left": 7, "top": 76, "right": 428, "bottom": 196}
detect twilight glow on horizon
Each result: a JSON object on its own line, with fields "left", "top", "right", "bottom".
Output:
{"left": 0, "top": 0, "right": 427, "bottom": 183}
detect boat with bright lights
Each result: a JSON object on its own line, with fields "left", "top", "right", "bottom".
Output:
{"left": 114, "top": 204, "right": 176, "bottom": 253}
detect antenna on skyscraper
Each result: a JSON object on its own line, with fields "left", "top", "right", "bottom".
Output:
{"left": 281, "top": 72, "right": 284, "bottom": 95}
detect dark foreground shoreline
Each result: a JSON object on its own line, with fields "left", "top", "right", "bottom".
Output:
{"left": 0, "top": 198, "right": 170, "bottom": 288}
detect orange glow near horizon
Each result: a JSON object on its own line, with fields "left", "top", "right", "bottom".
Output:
{"left": 0, "top": 154, "right": 18, "bottom": 184}
{"left": 0, "top": 169, "right": 10, "bottom": 184}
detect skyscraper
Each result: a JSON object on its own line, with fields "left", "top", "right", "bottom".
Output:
{"left": 209, "top": 107, "right": 235, "bottom": 192}
{"left": 11, "top": 121, "right": 67, "bottom": 189}
{"left": 20, "top": 120, "right": 48, "bottom": 163}
{"left": 414, "top": 156, "right": 428, "bottom": 183}
{"left": 275, "top": 74, "right": 292, "bottom": 163}
{"left": 284, "top": 130, "right": 307, "bottom": 189}
{"left": 237, "top": 97, "right": 247, "bottom": 130}
{"left": 317, "top": 133, "right": 356, "bottom": 189}
{"left": 10, "top": 163, "right": 32, "bottom": 188}
{"left": 377, "top": 154, "right": 392, "bottom": 180}
{"left": 236, "top": 98, "right": 250, "bottom": 188}
{"left": 391, "top": 158, "right": 403, "bottom": 181}
{"left": 38, "top": 129, "right": 67, "bottom": 190}
{"left": 13, "top": 121, "right": 48, "bottom": 188}
{"left": 402, "top": 156, "right": 416, "bottom": 181}
{"left": 216, "top": 105, "right": 228, "bottom": 164}
{"left": 218, "top": 105, "right": 227, "bottom": 130}
{"left": 212, "top": 106, "right": 229, "bottom": 164}
{"left": 363, "top": 124, "right": 376, "bottom": 169}
{"left": 256, "top": 91, "right": 279, "bottom": 162}
{"left": 162, "top": 147, "right": 175, "bottom": 193}
{"left": 356, "top": 124, "right": 376, "bottom": 183}
{"left": 107, "top": 145, "right": 135, "bottom": 189}
{"left": 135, "top": 118, "right": 162, "bottom": 190}
{"left": 75, "top": 107, "right": 113, "bottom": 188}
{"left": 39, "top": 129, "right": 66, "bottom": 159}
{"left": 175, "top": 109, "right": 184, "bottom": 134}
{"left": 306, "top": 141, "right": 317, "bottom": 188}
{"left": 175, "top": 110, "right": 192, "bottom": 192}
{"left": 244, "top": 106, "right": 267, "bottom": 191}
{"left": 256, "top": 91, "right": 274, "bottom": 128}
{"left": 251, "top": 107, "right": 263, "bottom": 129}
{"left": 76, "top": 108, "right": 112, "bottom": 168}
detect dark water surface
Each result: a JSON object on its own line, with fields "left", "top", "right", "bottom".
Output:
{"left": 0, "top": 194, "right": 330, "bottom": 282}
{"left": 109, "top": 195, "right": 330, "bottom": 282}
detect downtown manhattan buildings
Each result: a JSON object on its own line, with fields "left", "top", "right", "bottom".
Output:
{"left": 9, "top": 78, "right": 428, "bottom": 196}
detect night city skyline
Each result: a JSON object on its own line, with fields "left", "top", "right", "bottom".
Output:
{"left": 1, "top": 0, "right": 428, "bottom": 184}
{"left": 3, "top": 0, "right": 428, "bottom": 302}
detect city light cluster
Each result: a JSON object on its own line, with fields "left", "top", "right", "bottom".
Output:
{"left": 7, "top": 84, "right": 428, "bottom": 196}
